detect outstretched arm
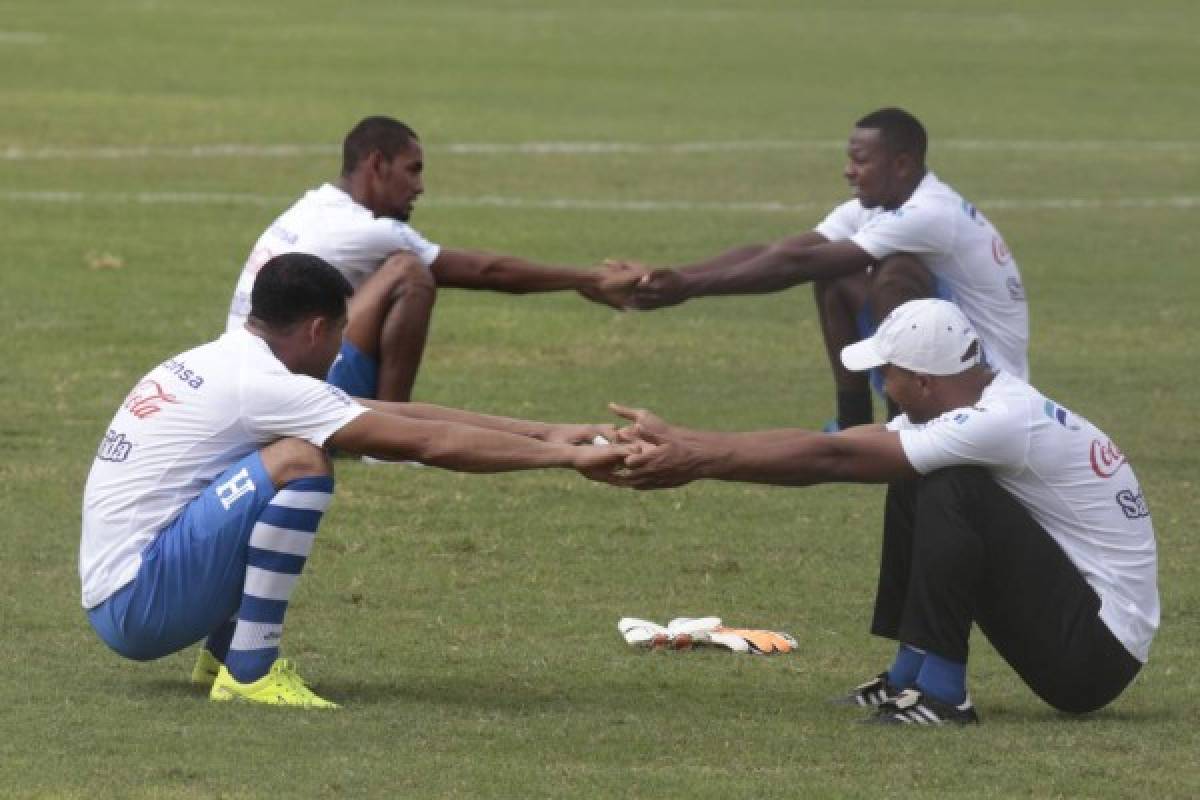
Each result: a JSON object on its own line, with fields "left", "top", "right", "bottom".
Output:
{"left": 327, "top": 410, "right": 625, "bottom": 479}
{"left": 358, "top": 398, "right": 616, "bottom": 445}
{"left": 608, "top": 404, "right": 916, "bottom": 488}
{"left": 629, "top": 233, "right": 874, "bottom": 309}
{"left": 430, "top": 248, "right": 644, "bottom": 309}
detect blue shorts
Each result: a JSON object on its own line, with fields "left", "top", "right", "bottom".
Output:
{"left": 87, "top": 452, "right": 276, "bottom": 661}
{"left": 327, "top": 340, "right": 378, "bottom": 399}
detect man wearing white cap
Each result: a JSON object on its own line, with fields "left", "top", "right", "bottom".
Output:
{"left": 605, "top": 298, "right": 1157, "bottom": 725}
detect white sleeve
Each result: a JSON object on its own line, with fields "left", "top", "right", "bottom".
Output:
{"left": 850, "top": 202, "right": 953, "bottom": 262}
{"left": 358, "top": 219, "right": 441, "bottom": 268}
{"left": 814, "top": 200, "right": 865, "bottom": 241}
{"left": 242, "top": 372, "right": 369, "bottom": 448}
{"left": 897, "top": 403, "right": 1028, "bottom": 475}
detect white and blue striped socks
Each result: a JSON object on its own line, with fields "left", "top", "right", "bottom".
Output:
{"left": 224, "top": 475, "right": 334, "bottom": 683}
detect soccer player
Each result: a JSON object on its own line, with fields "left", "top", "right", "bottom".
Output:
{"left": 617, "top": 108, "right": 1028, "bottom": 432}
{"left": 84, "top": 253, "right": 626, "bottom": 709}
{"left": 605, "top": 299, "right": 1157, "bottom": 725}
{"left": 225, "top": 115, "right": 644, "bottom": 403}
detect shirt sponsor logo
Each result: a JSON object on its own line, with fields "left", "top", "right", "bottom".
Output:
{"left": 1090, "top": 439, "right": 1126, "bottom": 478}
{"left": 159, "top": 357, "right": 205, "bottom": 389}
{"left": 1116, "top": 489, "right": 1150, "bottom": 520}
{"left": 123, "top": 379, "right": 179, "bottom": 419}
{"left": 97, "top": 429, "right": 133, "bottom": 462}
{"left": 992, "top": 235, "right": 1012, "bottom": 265}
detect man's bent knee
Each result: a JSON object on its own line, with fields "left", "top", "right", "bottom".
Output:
{"left": 380, "top": 252, "right": 436, "bottom": 301}
{"left": 868, "top": 253, "right": 934, "bottom": 320}
{"left": 259, "top": 438, "right": 332, "bottom": 488}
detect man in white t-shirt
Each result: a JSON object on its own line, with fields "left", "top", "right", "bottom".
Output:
{"left": 618, "top": 108, "right": 1028, "bottom": 432}
{"left": 226, "top": 115, "right": 644, "bottom": 403}
{"left": 85, "top": 253, "right": 626, "bottom": 709}
{"left": 604, "top": 299, "right": 1156, "bottom": 726}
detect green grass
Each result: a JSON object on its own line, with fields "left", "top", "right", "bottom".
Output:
{"left": 2, "top": 0, "right": 1199, "bottom": 797}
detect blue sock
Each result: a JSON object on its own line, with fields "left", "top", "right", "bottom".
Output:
{"left": 886, "top": 643, "right": 926, "bottom": 689}
{"left": 204, "top": 618, "right": 235, "bottom": 662}
{"left": 915, "top": 652, "right": 967, "bottom": 705}
{"left": 224, "top": 476, "right": 333, "bottom": 683}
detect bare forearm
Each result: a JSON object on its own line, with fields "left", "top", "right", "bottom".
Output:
{"left": 680, "top": 428, "right": 839, "bottom": 486}
{"left": 436, "top": 251, "right": 598, "bottom": 293}
{"left": 415, "top": 423, "right": 574, "bottom": 472}
{"left": 332, "top": 413, "right": 572, "bottom": 470}
{"left": 677, "top": 244, "right": 772, "bottom": 275}
{"left": 359, "top": 399, "right": 550, "bottom": 439}
{"left": 665, "top": 426, "right": 912, "bottom": 486}
{"left": 680, "top": 244, "right": 864, "bottom": 298}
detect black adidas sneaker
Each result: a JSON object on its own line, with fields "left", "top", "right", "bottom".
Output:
{"left": 866, "top": 688, "right": 980, "bottom": 726}
{"left": 835, "top": 671, "right": 898, "bottom": 707}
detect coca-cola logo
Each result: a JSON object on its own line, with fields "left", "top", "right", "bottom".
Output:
{"left": 1090, "top": 439, "right": 1126, "bottom": 478}
{"left": 123, "top": 379, "right": 179, "bottom": 419}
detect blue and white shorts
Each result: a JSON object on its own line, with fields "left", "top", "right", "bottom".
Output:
{"left": 88, "top": 452, "right": 276, "bottom": 661}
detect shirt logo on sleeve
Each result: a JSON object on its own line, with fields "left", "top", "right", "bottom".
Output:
{"left": 324, "top": 384, "right": 355, "bottom": 406}
{"left": 1043, "top": 400, "right": 1080, "bottom": 430}
{"left": 96, "top": 429, "right": 134, "bottom": 462}
{"left": 1090, "top": 439, "right": 1126, "bottom": 478}
{"left": 1116, "top": 489, "right": 1149, "bottom": 519}
{"left": 123, "top": 380, "right": 179, "bottom": 419}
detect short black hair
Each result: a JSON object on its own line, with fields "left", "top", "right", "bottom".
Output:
{"left": 856, "top": 108, "right": 927, "bottom": 163}
{"left": 249, "top": 252, "right": 353, "bottom": 328}
{"left": 341, "top": 116, "right": 419, "bottom": 176}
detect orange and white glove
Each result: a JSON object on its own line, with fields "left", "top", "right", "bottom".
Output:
{"left": 618, "top": 616, "right": 797, "bottom": 655}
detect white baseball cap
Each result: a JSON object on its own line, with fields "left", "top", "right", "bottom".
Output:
{"left": 840, "top": 298, "right": 982, "bottom": 376}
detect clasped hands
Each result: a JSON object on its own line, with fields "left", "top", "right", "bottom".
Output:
{"left": 579, "top": 260, "right": 688, "bottom": 310}
{"left": 565, "top": 403, "right": 698, "bottom": 489}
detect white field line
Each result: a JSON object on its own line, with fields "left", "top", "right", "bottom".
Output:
{"left": 0, "top": 31, "right": 49, "bottom": 45}
{"left": 2, "top": 189, "right": 1198, "bottom": 213}
{"left": 2, "top": 138, "right": 1199, "bottom": 161}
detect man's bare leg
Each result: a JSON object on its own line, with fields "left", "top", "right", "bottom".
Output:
{"left": 813, "top": 270, "right": 872, "bottom": 429}
{"left": 868, "top": 253, "right": 935, "bottom": 322}
{"left": 868, "top": 253, "right": 936, "bottom": 419}
{"left": 343, "top": 252, "right": 437, "bottom": 402}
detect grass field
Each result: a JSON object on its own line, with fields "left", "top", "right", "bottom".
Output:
{"left": 2, "top": 0, "right": 1199, "bottom": 797}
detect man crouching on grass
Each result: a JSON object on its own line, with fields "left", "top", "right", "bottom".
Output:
{"left": 81, "top": 252, "right": 626, "bottom": 709}
{"left": 604, "top": 298, "right": 1158, "bottom": 725}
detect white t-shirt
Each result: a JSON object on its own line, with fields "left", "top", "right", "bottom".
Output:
{"left": 887, "top": 371, "right": 1158, "bottom": 662}
{"left": 816, "top": 173, "right": 1029, "bottom": 379}
{"left": 226, "top": 183, "right": 441, "bottom": 331}
{"left": 80, "top": 328, "right": 369, "bottom": 609}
